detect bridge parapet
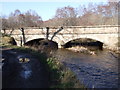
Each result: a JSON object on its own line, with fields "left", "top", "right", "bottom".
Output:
{"left": 1, "top": 25, "right": 119, "bottom": 35}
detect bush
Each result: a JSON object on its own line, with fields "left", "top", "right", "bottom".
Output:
{"left": 2, "top": 36, "right": 16, "bottom": 45}
{"left": 1, "top": 34, "right": 17, "bottom": 45}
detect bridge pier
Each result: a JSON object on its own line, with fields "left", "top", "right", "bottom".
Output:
{"left": 58, "top": 45, "right": 65, "bottom": 48}
{"left": 58, "top": 45, "right": 62, "bottom": 48}
{"left": 58, "top": 43, "right": 64, "bottom": 48}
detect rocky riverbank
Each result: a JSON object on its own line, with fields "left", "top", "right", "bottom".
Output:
{"left": 67, "top": 46, "right": 96, "bottom": 55}
{"left": 67, "top": 46, "right": 120, "bottom": 60}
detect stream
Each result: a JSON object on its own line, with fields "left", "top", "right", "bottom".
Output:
{"left": 53, "top": 48, "right": 119, "bottom": 88}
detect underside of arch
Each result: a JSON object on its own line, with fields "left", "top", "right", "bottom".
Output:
{"left": 63, "top": 38, "right": 103, "bottom": 50}
{"left": 24, "top": 38, "right": 44, "bottom": 46}
{"left": 24, "top": 38, "right": 58, "bottom": 49}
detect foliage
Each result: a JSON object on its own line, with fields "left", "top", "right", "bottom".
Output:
{"left": 0, "top": 34, "right": 16, "bottom": 45}
{"left": 46, "top": 57, "right": 85, "bottom": 88}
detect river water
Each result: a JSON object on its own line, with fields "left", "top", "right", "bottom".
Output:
{"left": 53, "top": 49, "right": 119, "bottom": 88}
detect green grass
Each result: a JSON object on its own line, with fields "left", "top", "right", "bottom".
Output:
{"left": 2, "top": 45, "right": 86, "bottom": 88}
{"left": 46, "top": 57, "right": 85, "bottom": 88}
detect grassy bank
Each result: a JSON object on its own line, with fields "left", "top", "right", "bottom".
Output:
{"left": 2, "top": 45, "right": 86, "bottom": 88}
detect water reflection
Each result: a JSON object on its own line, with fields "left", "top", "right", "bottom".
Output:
{"left": 53, "top": 49, "right": 119, "bottom": 88}
{"left": 20, "top": 64, "right": 32, "bottom": 79}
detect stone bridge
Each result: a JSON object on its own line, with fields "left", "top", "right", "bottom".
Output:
{"left": 1, "top": 25, "right": 119, "bottom": 50}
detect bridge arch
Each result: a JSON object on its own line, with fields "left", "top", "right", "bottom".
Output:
{"left": 52, "top": 34, "right": 107, "bottom": 48}
{"left": 63, "top": 37, "right": 105, "bottom": 46}
{"left": 24, "top": 35, "right": 46, "bottom": 43}
{"left": 24, "top": 38, "right": 44, "bottom": 46}
{"left": 63, "top": 37, "right": 103, "bottom": 49}
{"left": 24, "top": 38, "right": 58, "bottom": 50}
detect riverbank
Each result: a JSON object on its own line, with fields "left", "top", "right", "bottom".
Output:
{"left": 1, "top": 45, "right": 85, "bottom": 88}
{"left": 66, "top": 46, "right": 120, "bottom": 58}
{"left": 67, "top": 46, "right": 96, "bottom": 55}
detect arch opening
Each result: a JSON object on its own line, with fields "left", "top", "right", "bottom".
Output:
{"left": 24, "top": 38, "right": 58, "bottom": 52}
{"left": 63, "top": 38, "right": 103, "bottom": 50}
{"left": 24, "top": 38, "right": 44, "bottom": 46}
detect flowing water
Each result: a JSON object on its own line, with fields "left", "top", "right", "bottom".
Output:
{"left": 53, "top": 48, "right": 119, "bottom": 88}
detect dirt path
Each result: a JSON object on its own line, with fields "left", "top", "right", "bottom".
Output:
{"left": 2, "top": 48, "right": 49, "bottom": 88}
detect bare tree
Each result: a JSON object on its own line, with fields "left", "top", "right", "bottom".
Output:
{"left": 77, "top": 2, "right": 118, "bottom": 26}
{"left": 2, "top": 18, "right": 9, "bottom": 33}
{"left": 24, "top": 10, "right": 43, "bottom": 27}
{"left": 53, "top": 6, "right": 78, "bottom": 26}
{"left": 2, "top": 9, "right": 43, "bottom": 29}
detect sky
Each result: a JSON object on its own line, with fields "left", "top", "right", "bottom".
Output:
{"left": 0, "top": 0, "right": 109, "bottom": 21}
